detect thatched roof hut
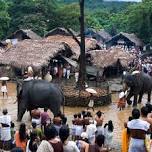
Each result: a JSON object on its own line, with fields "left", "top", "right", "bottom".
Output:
{"left": 8, "top": 29, "right": 42, "bottom": 41}
{"left": 45, "top": 27, "right": 77, "bottom": 37}
{"left": 96, "top": 29, "right": 112, "bottom": 43}
{"left": 87, "top": 48, "right": 135, "bottom": 68}
{"left": 106, "top": 32, "right": 143, "bottom": 47}
{"left": 0, "top": 39, "right": 70, "bottom": 69}
{"left": 0, "top": 48, "right": 6, "bottom": 56}
{"left": 46, "top": 35, "right": 100, "bottom": 59}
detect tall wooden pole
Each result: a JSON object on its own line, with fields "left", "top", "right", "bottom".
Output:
{"left": 78, "top": 0, "right": 86, "bottom": 89}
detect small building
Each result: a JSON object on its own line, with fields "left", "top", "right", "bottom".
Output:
{"left": 0, "top": 39, "right": 73, "bottom": 78}
{"left": 106, "top": 32, "right": 143, "bottom": 50}
{"left": 95, "top": 29, "right": 112, "bottom": 43}
{"left": 86, "top": 48, "right": 135, "bottom": 77}
{"left": 45, "top": 27, "right": 77, "bottom": 37}
{"left": 84, "top": 28, "right": 97, "bottom": 38}
{"left": 7, "top": 29, "right": 42, "bottom": 42}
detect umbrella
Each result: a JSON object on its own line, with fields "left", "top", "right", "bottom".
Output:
{"left": 86, "top": 88, "right": 97, "bottom": 94}
{"left": 0, "top": 77, "right": 9, "bottom": 81}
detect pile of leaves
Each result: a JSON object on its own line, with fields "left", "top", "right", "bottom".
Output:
{"left": 62, "top": 85, "right": 108, "bottom": 98}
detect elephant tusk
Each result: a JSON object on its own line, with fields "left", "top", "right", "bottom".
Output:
{"left": 13, "top": 100, "right": 17, "bottom": 104}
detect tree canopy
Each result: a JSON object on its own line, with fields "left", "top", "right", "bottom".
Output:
{"left": 0, "top": 0, "right": 151, "bottom": 44}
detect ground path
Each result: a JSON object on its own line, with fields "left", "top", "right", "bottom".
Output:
{"left": 0, "top": 81, "right": 150, "bottom": 152}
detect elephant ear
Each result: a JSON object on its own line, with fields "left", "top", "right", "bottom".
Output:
{"left": 124, "top": 75, "right": 135, "bottom": 87}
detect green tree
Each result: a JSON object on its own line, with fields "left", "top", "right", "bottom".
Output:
{"left": 0, "top": 0, "right": 10, "bottom": 39}
{"left": 8, "top": 0, "right": 58, "bottom": 36}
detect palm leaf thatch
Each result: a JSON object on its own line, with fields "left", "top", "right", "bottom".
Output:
{"left": 87, "top": 48, "right": 135, "bottom": 68}
{"left": 45, "top": 27, "right": 78, "bottom": 37}
{"left": 8, "top": 29, "right": 42, "bottom": 40}
{"left": 0, "top": 39, "right": 68, "bottom": 69}
{"left": 46, "top": 35, "right": 100, "bottom": 59}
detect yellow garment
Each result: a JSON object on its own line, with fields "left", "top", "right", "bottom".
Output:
{"left": 121, "top": 128, "right": 129, "bottom": 152}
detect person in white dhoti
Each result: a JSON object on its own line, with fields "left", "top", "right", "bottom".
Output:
{"left": 75, "top": 71, "right": 79, "bottom": 83}
{"left": 66, "top": 64, "right": 71, "bottom": 79}
{"left": 87, "top": 93, "right": 95, "bottom": 112}
{"left": 1, "top": 80, "right": 8, "bottom": 98}
{"left": 0, "top": 109, "right": 12, "bottom": 150}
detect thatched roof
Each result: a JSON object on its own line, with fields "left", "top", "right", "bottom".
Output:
{"left": 97, "top": 29, "right": 112, "bottom": 42}
{"left": 8, "top": 29, "right": 42, "bottom": 40}
{"left": 106, "top": 32, "right": 143, "bottom": 47}
{"left": 0, "top": 48, "right": 6, "bottom": 54}
{"left": 87, "top": 48, "right": 135, "bottom": 68}
{"left": 45, "top": 27, "right": 77, "bottom": 37}
{"left": 46, "top": 35, "right": 100, "bottom": 59}
{"left": 0, "top": 39, "right": 68, "bottom": 69}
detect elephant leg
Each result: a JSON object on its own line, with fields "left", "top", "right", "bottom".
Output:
{"left": 126, "top": 92, "right": 133, "bottom": 105}
{"left": 138, "top": 93, "right": 143, "bottom": 104}
{"left": 148, "top": 91, "right": 151, "bottom": 103}
{"left": 17, "top": 108, "right": 26, "bottom": 122}
{"left": 49, "top": 105, "right": 60, "bottom": 117}
{"left": 133, "top": 95, "right": 138, "bottom": 107}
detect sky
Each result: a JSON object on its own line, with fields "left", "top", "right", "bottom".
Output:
{"left": 104, "top": 0, "right": 142, "bottom": 2}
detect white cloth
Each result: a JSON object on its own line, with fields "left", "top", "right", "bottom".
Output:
{"left": 36, "top": 140, "right": 54, "bottom": 152}
{"left": 54, "top": 67, "right": 58, "bottom": 75}
{"left": 26, "top": 140, "right": 32, "bottom": 152}
{"left": 75, "top": 125, "right": 83, "bottom": 136}
{"left": 32, "top": 118, "right": 41, "bottom": 128}
{"left": 88, "top": 100, "right": 94, "bottom": 108}
{"left": 104, "top": 126, "right": 113, "bottom": 147}
{"left": 1, "top": 86, "right": 7, "bottom": 93}
{"left": 127, "top": 119, "right": 150, "bottom": 131}
{"left": 0, "top": 115, "right": 11, "bottom": 141}
{"left": 127, "top": 119, "right": 150, "bottom": 152}
{"left": 24, "top": 77, "right": 34, "bottom": 81}
{"left": 63, "top": 68, "right": 66, "bottom": 77}
{"left": 63, "top": 141, "right": 80, "bottom": 152}
{"left": 86, "top": 123, "right": 97, "bottom": 144}
{"left": 66, "top": 70, "right": 70, "bottom": 79}
{"left": 75, "top": 72, "right": 79, "bottom": 82}
{"left": 44, "top": 73, "right": 52, "bottom": 82}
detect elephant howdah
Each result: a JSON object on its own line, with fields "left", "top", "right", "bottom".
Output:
{"left": 123, "top": 72, "right": 152, "bottom": 106}
{"left": 17, "top": 80, "right": 64, "bottom": 121}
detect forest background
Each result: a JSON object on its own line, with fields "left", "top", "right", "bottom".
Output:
{"left": 0, "top": 0, "right": 152, "bottom": 45}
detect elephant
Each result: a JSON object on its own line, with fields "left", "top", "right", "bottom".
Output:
{"left": 16, "top": 80, "right": 64, "bottom": 121}
{"left": 123, "top": 71, "right": 152, "bottom": 106}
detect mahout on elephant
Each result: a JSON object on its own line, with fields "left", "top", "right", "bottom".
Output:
{"left": 123, "top": 71, "right": 152, "bottom": 107}
{"left": 16, "top": 79, "right": 64, "bottom": 121}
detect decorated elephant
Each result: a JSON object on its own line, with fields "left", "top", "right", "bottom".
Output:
{"left": 16, "top": 80, "right": 64, "bottom": 121}
{"left": 123, "top": 71, "right": 152, "bottom": 106}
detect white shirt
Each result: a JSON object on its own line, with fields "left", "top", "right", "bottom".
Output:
{"left": 127, "top": 119, "right": 150, "bottom": 131}
{"left": 63, "top": 141, "right": 80, "bottom": 152}
{"left": 0, "top": 115, "right": 11, "bottom": 141}
{"left": 86, "top": 123, "right": 97, "bottom": 138}
{"left": 88, "top": 100, "right": 94, "bottom": 108}
{"left": 36, "top": 140, "right": 53, "bottom": 152}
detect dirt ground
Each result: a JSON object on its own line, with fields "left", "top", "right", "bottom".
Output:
{"left": 0, "top": 81, "right": 149, "bottom": 152}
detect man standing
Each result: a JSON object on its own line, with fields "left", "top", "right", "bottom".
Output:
{"left": 128, "top": 108, "right": 150, "bottom": 152}
{"left": 0, "top": 109, "right": 12, "bottom": 150}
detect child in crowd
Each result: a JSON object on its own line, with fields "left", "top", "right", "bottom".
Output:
{"left": 117, "top": 91, "right": 126, "bottom": 111}
{"left": 1, "top": 80, "right": 8, "bottom": 98}
{"left": 104, "top": 120, "right": 114, "bottom": 150}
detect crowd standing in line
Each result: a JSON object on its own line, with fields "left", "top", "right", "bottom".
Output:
{"left": 0, "top": 107, "right": 115, "bottom": 152}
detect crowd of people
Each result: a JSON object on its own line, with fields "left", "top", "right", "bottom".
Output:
{"left": 0, "top": 108, "right": 114, "bottom": 152}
